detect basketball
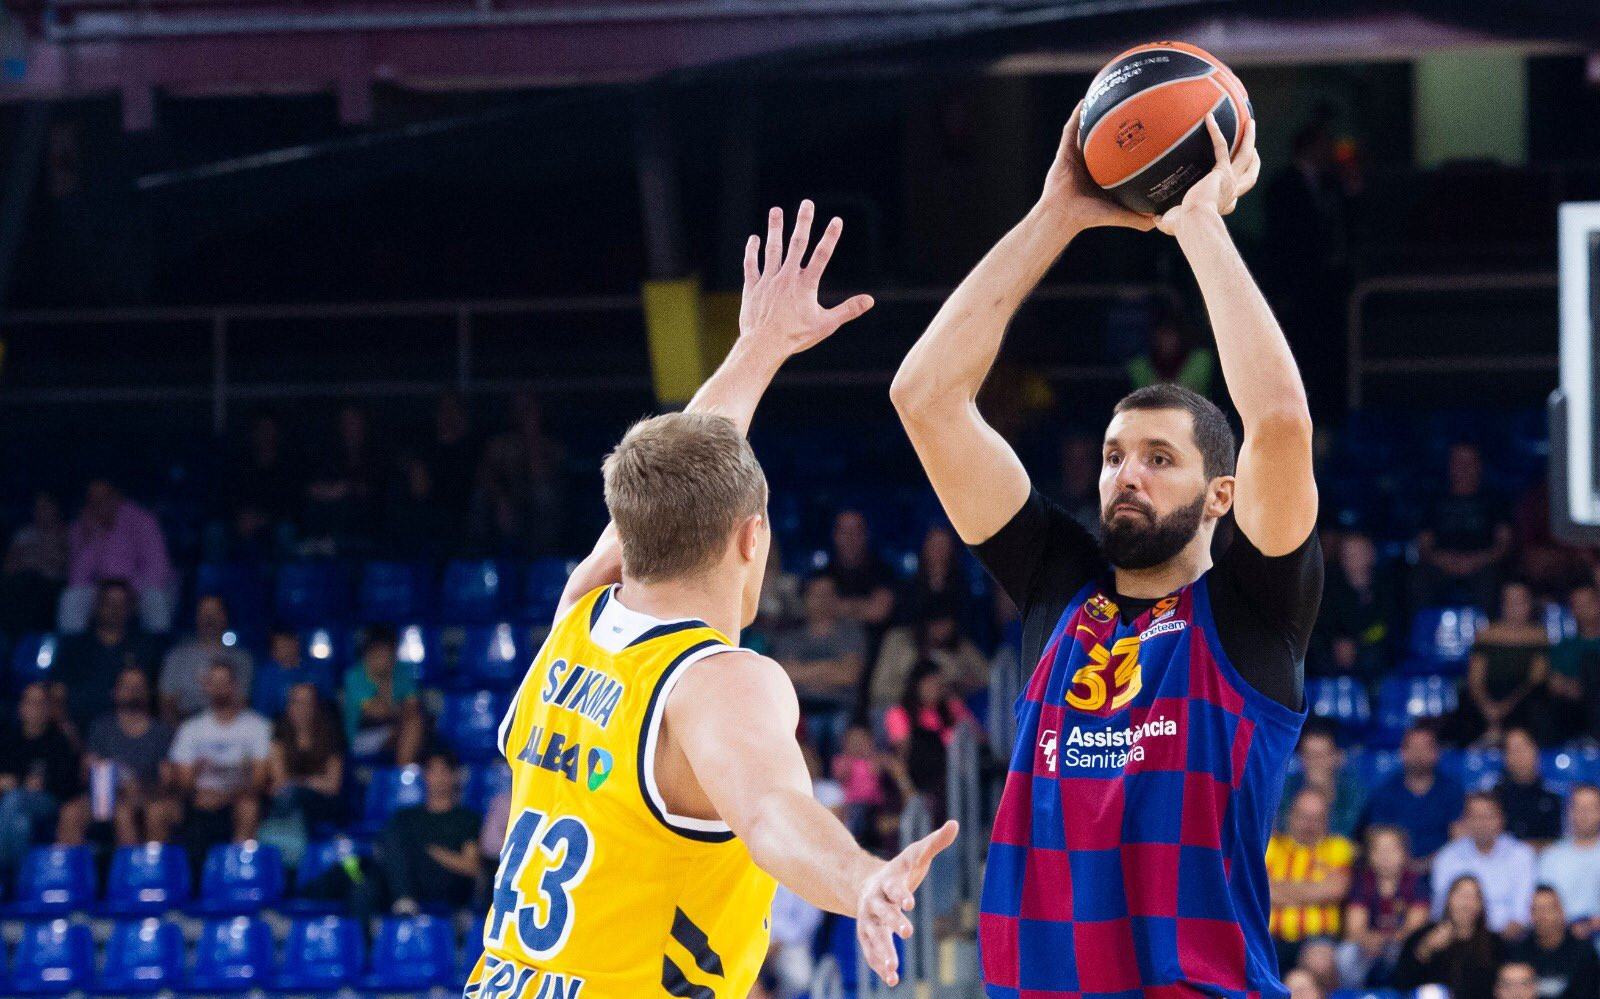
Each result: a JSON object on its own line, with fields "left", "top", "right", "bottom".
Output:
{"left": 1079, "top": 41, "right": 1252, "bottom": 214}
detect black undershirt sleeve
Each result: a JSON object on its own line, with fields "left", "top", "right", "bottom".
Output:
{"left": 1206, "top": 514, "right": 1324, "bottom": 711}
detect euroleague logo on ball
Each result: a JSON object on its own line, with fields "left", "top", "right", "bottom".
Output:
{"left": 1115, "top": 119, "right": 1146, "bottom": 151}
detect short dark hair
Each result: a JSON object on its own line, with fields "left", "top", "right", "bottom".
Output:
{"left": 424, "top": 747, "right": 458, "bottom": 770}
{"left": 364, "top": 624, "right": 399, "bottom": 653}
{"left": 97, "top": 577, "right": 133, "bottom": 599}
{"left": 1464, "top": 790, "right": 1501, "bottom": 814}
{"left": 206, "top": 658, "right": 238, "bottom": 678}
{"left": 1112, "top": 384, "right": 1237, "bottom": 481}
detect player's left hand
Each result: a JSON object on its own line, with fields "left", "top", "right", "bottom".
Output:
{"left": 856, "top": 818, "right": 959, "bottom": 988}
{"left": 1156, "top": 113, "right": 1260, "bottom": 235}
{"left": 740, "top": 200, "right": 875, "bottom": 357}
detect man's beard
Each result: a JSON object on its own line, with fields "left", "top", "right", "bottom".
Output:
{"left": 1101, "top": 492, "right": 1207, "bottom": 571}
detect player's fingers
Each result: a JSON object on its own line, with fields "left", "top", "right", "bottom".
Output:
{"left": 1238, "top": 148, "right": 1262, "bottom": 194}
{"left": 1203, "top": 113, "right": 1228, "bottom": 169}
{"left": 915, "top": 819, "right": 960, "bottom": 868}
{"left": 1061, "top": 101, "right": 1084, "bottom": 155}
{"left": 786, "top": 199, "right": 815, "bottom": 270}
{"left": 805, "top": 216, "right": 843, "bottom": 279}
{"left": 825, "top": 294, "right": 874, "bottom": 326}
{"left": 1232, "top": 116, "right": 1257, "bottom": 169}
{"left": 742, "top": 234, "right": 760, "bottom": 288}
{"left": 764, "top": 206, "right": 784, "bottom": 273}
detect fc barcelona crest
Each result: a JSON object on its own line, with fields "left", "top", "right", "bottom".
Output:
{"left": 1085, "top": 592, "right": 1119, "bottom": 623}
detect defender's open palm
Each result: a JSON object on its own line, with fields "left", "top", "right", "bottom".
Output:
{"left": 857, "top": 819, "right": 959, "bottom": 988}
{"left": 741, "top": 200, "right": 875, "bottom": 356}
{"left": 1156, "top": 113, "right": 1260, "bottom": 234}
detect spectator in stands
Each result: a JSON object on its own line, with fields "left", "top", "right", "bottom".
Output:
{"left": 870, "top": 604, "right": 988, "bottom": 711}
{"left": 1292, "top": 940, "right": 1340, "bottom": 998}
{"left": 766, "top": 885, "right": 823, "bottom": 999}
{"left": 818, "top": 510, "right": 896, "bottom": 638}
{"left": 424, "top": 391, "right": 478, "bottom": 548}
{"left": 53, "top": 578, "right": 160, "bottom": 734}
{"left": 1410, "top": 442, "right": 1512, "bottom": 615}
{"left": 1310, "top": 532, "right": 1395, "bottom": 683}
{"left": 1125, "top": 305, "right": 1216, "bottom": 398}
{"left": 1282, "top": 968, "right": 1322, "bottom": 999}
{"left": 884, "top": 662, "right": 980, "bottom": 815}
{"left": 85, "top": 666, "right": 178, "bottom": 846}
{"left": 0, "top": 491, "right": 69, "bottom": 636}
{"left": 1508, "top": 887, "right": 1599, "bottom": 999}
{"left": 169, "top": 661, "right": 272, "bottom": 860}
{"left": 1266, "top": 788, "right": 1355, "bottom": 970}
{"left": 267, "top": 682, "right": 345, "bottom": 833}
{"left": 1337, "top": 825, "right": 1429, "bottom": 989}
{"left": 0, "top": 682, "right": 90, "bottom": 868}
{"left": 252, "top": 628, "right": 334, "bottom": 720}
{"left": 1451, "top": 580, "right": 1554, "bottom": 747}
{"left": 303, "top": 404, "right": 385, "bottom": 557}
{"left": 1548, "top": 584, "right": 1600, "bottom": 741}
{"left": 1359, "top": 723, "right": 1465, "bottom": 864}
{"left": 1430, "top": 792, "right": 1534, "bottom": 936}
{"left": 899, "top": 525, "right": 968, "bottom": 628}
{"left": 479, "top": 787, "right": 510, "bottom": 868}
{"left": 378, "top": 748, "right": 480, "bottom": 916}
{"left": 1395, "top": 874, "right": 1502, "bottom": 999}
{"left": 1511, "top": 477, "right": 1592, "bottom": 598}
{"left": 831, "top": 725, "right": 890, "bottom": 838}
{"left": 773, "top": 577, "right": 865, "bottom": 750}
{"left": 1277, "top": 724, "right": 1365, "bottom": 839}
{"left": 470, "top": 391, "right": 566, "bottom": 557}
{"left": 1054, "top": 430, "right": 1102, "bottom": 536}
{"left": 383, "top": 453, "right": 445, "bottom": 560}
{"left": 1493, "top": 727, "right": 1562, "bottom": 847}
{"left": 223, "top": 410, "right": 302, "bottom": 561}
{"left": 1536, "top": 784, "right": 1600, "bottom": 938}
{"left": 801, "top": 739, "right": 847, "bottom": 824}
{"left": 343, "top": 625, "right": 424, "bottom": 765}
{"left": 160, "top": 594, "right": 255, "bottom": 723}
{"left": 60, "top": 479, "right": 175, "bottom": 633}
{"left": 752, "top": 541, "right": 804, "bottom": 640}
{"left": 1493, "top": 962, "right": 1540, "bottom": 999}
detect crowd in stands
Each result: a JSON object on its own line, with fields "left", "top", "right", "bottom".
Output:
{"left": 1, "top": 381, "right": 1599, "bottom": 997}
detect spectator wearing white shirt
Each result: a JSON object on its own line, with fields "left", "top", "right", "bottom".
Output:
{"left": 767, "top": 885, "right": 823, "bottom": 999}
{"left": 1537, "top": 784, "right": 1600, "bottom": 939}
{"left": 1431, "top": 792, "right": 1535, "bottom": 937}
{"left": 169, "top": 661, "right": 272, "bottom": 865}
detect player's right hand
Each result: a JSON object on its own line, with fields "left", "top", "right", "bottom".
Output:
{"left": 856, "top": 818, "right": 959, "bottom": 988}
{"left": 1040, "top": 102, "right": 1157, "bottom": 233}
{"left": 739, "top": 199, "right": 875, "bottom": 358}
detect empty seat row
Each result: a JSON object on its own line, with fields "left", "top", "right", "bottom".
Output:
{"left": 11, "top": 914, "right": 472, "bottom": 994}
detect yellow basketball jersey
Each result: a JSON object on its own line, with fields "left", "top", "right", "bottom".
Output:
{"left": 465, "top": 585, "right": 777, "bottom": 999}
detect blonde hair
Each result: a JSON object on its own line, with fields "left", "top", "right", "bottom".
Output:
{"left": 602, "top": 412, "right": 768, "bottom": 582}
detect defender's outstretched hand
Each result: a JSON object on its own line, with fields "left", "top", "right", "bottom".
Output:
{"left": 1156, "top": 113, "right": 1260, "bottom": 235}
{"left": 741, "top": 199, "right": 875, "bottom": 356}
{"left": 1041, "top": 102, "right": 1157, "bottom": 233}
{"left": 857, "top": 819, "right": 959, "bottom": 988}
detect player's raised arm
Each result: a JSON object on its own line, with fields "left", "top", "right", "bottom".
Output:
{"left": 890, "top": 103, "right": 1154, "bottom": 545}
{"left": 558, "top": 201, "right": 874, "bottom": 618}
{"left": 668, "top": 650, "right": 957, "bottom": 988}
{"left": 1157, "top": 116, "right": 1317, "bottom": 556}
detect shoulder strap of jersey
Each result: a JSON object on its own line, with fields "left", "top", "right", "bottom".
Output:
{"left": 636, "top": 635, "right": 742, "bottom": 843}
{"left": 495, "top": 585, "right": 611, "bottom": 759}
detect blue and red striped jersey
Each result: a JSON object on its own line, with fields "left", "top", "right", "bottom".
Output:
{"left": 979, "top": 575, "right": 1306, "bottom": 999}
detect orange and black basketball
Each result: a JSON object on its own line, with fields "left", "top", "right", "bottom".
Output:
{"left": 1079, "top": 41, "right": 1251, "bottom": 214}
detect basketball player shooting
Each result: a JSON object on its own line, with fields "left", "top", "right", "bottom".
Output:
{"left": 466, "top": 201, "right": 956, "bottom": 999}
{"left": 891, "top": 106, "right": 1322, "bottom": 997}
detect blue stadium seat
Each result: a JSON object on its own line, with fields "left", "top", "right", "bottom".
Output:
{"left": 9, "top": 845, "right": 95, "bottom": 918}
{"left": 10, "top": 633, "right": 57, "bottom": 687}
{"left": 440, "top": 690, "right": 511, "bottom": 761}
{"left": 1459, "top": 747, "right": 1504, "bottom": 792}
{"left": 287, "top": 837, "right": 367, "bottom": 915}
{"left": 1375, "top": 675, "right": 1458, "bottom": 741}
{"left": 465, "top": 763, "right": 514, "bottom": 814}
{"left": 395, "top": 622, "right": 437, "bottom": 688}
{"left": 275, "top": 561, "right": 351, "bottom": 627}
{"left": 1328, "top": 990, "right": 1402, "bottom": 999}
{"left": 1346, "top": 748, "right": 1402, "bottom": 792}
{"left": 440, "top": 559, "right": 509, "bottom": 624}
{"left": 1543, "top": 748, "right": 1600, "bottom": 797}
{"left": 193, "top": 842, "right": 284, "bottom": 915}
{"left": 190, "top": 917, "right": 273, "bottom": 992}
{"left": 275, "top": 916, "right": 365, "bottom": 992}
{"left": 103, "top": 842, "right": 190, "bottom": 916}
{"left": 1544, "top": 602, "right": 1578, "bottom": 645}
{"left": 11, "top": 920, "right": 93, "bottom": 995}
{"left": 1408, "top": 606, "right": 1486, "bottom": 667}
{"left": 194, "top": 562, "right": 271, "bottom": 643}
{"left": 521, "top": 558, "right": 575, "bottom": 622}
{"left": 359, "top": 561, "right": 433, "bottom": 623}
{"left": 362, "top": 916, "right": 457, "bottom": 991}
{"left": 360, "top": 765, "right": 427, "bottom": 835}
{"left": 458, "top": 622, "right": 525, "bottom": 689}
{"left": 99, "top": 918, "right": 186, "bottom": 993}
{"left": 1305, "top": 676, "right": 1372, "bottom": 733}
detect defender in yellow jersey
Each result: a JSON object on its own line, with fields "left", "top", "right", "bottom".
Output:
{"left": 466, "top": 201, "right": 956, "bottom": 999}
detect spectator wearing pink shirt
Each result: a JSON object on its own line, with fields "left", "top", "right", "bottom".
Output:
{"left": 883, "top": 663, "right": 980, "bottom": 820}
{"left": 59, "top": 480, "right": 175, "bottom": 634}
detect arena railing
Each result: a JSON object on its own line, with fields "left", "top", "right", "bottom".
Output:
{"left": 0, "top": 282, "right": 1167, "bottom": 431}
{"left": 1345, "top": 271, "right": 1558, "bottom": 410}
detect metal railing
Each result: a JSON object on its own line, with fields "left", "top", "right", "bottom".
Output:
{"left": 0, "top": 281, "right": 1165, "bottom": 431}
{"left": 1345, "top": 271, "right": 1559, "bottom": 410}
